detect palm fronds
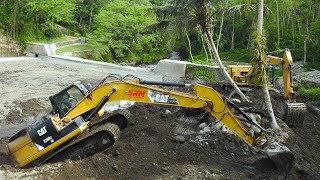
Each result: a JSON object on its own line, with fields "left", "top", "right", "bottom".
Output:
{"left": 247, "top": 31, "right": 267, "bottom": 85}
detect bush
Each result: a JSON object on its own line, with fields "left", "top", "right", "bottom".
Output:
{"left": 45, "top": 27, "right": 62, "bottom": 39}
{"left": 298, "top": 87, "right": 320, "bottom": 98}
{"left": 186, "top": 65, "right": 215, "bottom": 81}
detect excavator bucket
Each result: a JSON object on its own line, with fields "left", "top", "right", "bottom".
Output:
{"left": 264, "top": 142, "right": 295, "bottom": 174}
{"left": 284, "top": 102, "right": 307, "bottom": 127}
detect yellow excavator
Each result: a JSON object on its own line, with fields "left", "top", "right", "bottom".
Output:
{"left": 7, "top": 75, "right": 290, "bottom": 170}
{"left": 227, "top": 48, "right": 306, "bottom": 126}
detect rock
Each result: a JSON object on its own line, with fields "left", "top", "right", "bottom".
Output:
{"left": 220, "top": 125, "right": 229, "bottom": 133}
{"left": 162, "top": 167, "right": 170, "bottom": 172}
{"left": 253, "top": 114, "right": 262, "bottom": 122}
{"left": 165, "top": 109, "right": 171, "bottom": 114}
{"left": 199, "top": 122, "right": 207, "bottom": 129}
{"left": 114, "top": 150, "right": 121, "bottom": 156}
{"left": 231, "top": 98, "right": 241, "bottom": 103}
{"left": 173, "top": 135, "right": 186, "bottom": 143}
{"left": 112, "top": 165, "right": 119, "bottom": 171}
{"left": 198, "top": 126, "right": 212, "bottom": 135}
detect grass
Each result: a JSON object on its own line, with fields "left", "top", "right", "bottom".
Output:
{"left": 298, "top": 87, "right": 320, "bottom": 98}
{"left": 51, "top": 35, "right": 80, "bottom": 43}
{"left": 56, "top": 41, "right": 104, "bottom": 54}
{"left": 186, "top": 54, "right": 216, "bottom": 65}
{"left": 303, "top": 62, "right": 320, "bottom": 71}
{"left": 186, "top": 49, "right": 251, "bottom": 65}
{"left": 186, "top": 65, "right": 215, "bottom": 81}
{"left": 219, "top": 49, "right": 251, "bottom": 63}
{"left": 31, "top": 35, "right": 80, "bottom": 44}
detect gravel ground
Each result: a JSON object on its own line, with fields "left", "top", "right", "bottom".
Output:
{"left": 0, "top": 57, "right": 162, "bottom": 138}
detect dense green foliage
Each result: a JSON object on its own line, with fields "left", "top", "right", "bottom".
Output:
{"left": 186, "top": 65, "right": 215, "bottom": 81}
{"left": 298, "top": 87, "right": 320, "bottom": 98}
{"left": 0, "top": 0, "right": 319, "bottom": 67}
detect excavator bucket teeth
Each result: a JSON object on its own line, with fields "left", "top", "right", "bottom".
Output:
{"left": 284, "top": 102, "right": 307, "bottom": 127}
{"left": 264, "top": 142, "right": 295, "bottom": 174}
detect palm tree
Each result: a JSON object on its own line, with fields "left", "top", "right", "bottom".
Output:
{"left": 251, "top": 0, "right": 279, "bottom": 129}
{"left": 154, "top": 0, "right": 249, "bottom": 102}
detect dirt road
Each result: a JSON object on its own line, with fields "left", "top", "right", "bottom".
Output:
{"left": 0, "top": 57, "right": 319, "bottom": 179}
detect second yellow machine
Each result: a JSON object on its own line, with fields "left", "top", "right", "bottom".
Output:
{"left": 227, "top": 49, "right": 306, "bottom": 126}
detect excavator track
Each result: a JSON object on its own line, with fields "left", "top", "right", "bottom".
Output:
{"left": 36, "top": 123, "right": 120, "bottom": 166}
{"left": 284, "top": 102, "right": 307, "bottom": 127}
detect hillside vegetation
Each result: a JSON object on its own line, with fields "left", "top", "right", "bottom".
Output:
{"left": 0, "top": 0, "right": 319, "bottom": 69}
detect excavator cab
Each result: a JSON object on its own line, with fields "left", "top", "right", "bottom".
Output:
{"left": 50, "top": 81, "right": 92, "bottom": 118}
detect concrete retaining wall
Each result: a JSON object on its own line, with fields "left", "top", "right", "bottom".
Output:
{"left": 55, "top": 39, "right": 83, "bottom": 48}
{"left": 153, "top": 59, "right": 189, "bottom": 78}
{"left": 26, "top": 43, "right": 56, "bottom": 56}
{"left": 154, "top": 59, "right": 221, "bottom": 79}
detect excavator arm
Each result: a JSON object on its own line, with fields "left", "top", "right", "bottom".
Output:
{"left": 64, "top": 80, "right": 265, "bottom": 146}
{"left": 7, "top": 77, "right": 266, "bottom": 168}
{"left": 266, "top": 48, "right": 294, "bottom": 100}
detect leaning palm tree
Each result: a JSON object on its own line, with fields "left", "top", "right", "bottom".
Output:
{"left": 248, "top": 0, "right": 279, "bottom": 129}
{"left": 154, "top": 0, "right": 249, "bottom": 102}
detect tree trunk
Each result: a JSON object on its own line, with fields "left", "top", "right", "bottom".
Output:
{"left": 291, "top": 10, "right": 295, "bottom": 45}
{"left": 186, "top": 32, "right": 194, "bottom": 63}
{"left": 304, "top": 37, "right": 307, "bottom": 64}
{"left": 247, "top": 33, "right": 251, "bottom": 49}
{"left": 12, "top": 0, "right": 18, "bottom": 41}
{"left": 217, "top": 10, "right": 225, "bottom": 52}
{"left": 206, "top": 37, "right": 214, "bottom": 62}
{"left": 257, "top": 0, "right": 279, "bottom": 130}
{"left": 89, "top": 4, "right": 94, "bottom": 31}
{"left": 231, "top": 13, "right": 235, "bottom": 50}
{"left": 204, "top": 31, "right": 249, "bottom": 102}
{"left": 275, "top": 0, "right": 280, "bottom": 46}
{"left": 200, "top": 33, "right": 209, "bottom": 63}
{"left": 217, "top": 0, "right": 229, "bottom": 52}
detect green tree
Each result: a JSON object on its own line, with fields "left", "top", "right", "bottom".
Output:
{"left": 93, "top": 0, "right": 161, "bottom": 61}
{"left": 26, "top": 0, "right": 76, "bottom": 23}
{"left": 155, "top": 0, "right": 249, "bottom": 102}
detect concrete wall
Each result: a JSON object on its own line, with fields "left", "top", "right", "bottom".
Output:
{"left": 153, "top": 59, "right": 188, "bottom": 78}
{"left": 25, "top": 43, "right": 56, "bottom": 56}
{"left": 154, "top": 59, "right": 221, "bottom": 80}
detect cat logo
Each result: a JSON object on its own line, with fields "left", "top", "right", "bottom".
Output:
{"left": 37, "top": 126, "right": 47, "bottom": 137}
{"left": 128, "top": 90, "right": 146, "bottom": 98}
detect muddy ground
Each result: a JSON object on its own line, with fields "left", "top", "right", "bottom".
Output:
{"left": 0, "top": 58, "right": 320, "bottom": 180}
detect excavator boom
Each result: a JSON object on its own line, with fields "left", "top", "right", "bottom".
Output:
{"left": 7, "top": 77, "right": 266, "bottom": 168}
{"left": 66, "top": 80, "right": 264, "bottom": 145}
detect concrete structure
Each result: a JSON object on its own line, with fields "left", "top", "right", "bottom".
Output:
{"left": 154, "top": 59, "right": 189, "bottom": 78}
{"left": 24, "top": 43, "right": 221, "bottom": 80}
{"left": 25, "top": 43, "right": 56, "bottom": 56}
{"left": 47, "top": 55, "right": 149, "bottom": 72}
{"left": 154, "top": 59, "right": 220, "bottom": 79}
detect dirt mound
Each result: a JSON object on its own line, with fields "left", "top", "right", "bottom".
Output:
{"left": 0, "top": 84, "right": 319, "bottom": 179}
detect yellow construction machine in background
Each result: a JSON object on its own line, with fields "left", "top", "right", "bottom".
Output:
{"left": 227, "top": 48, "right": 307, "bottom": 126}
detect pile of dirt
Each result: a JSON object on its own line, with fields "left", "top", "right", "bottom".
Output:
{"left": 0, "top": 83, "right": 319, "bottom": 179}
